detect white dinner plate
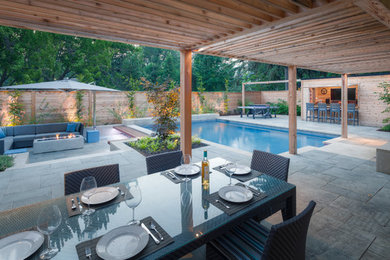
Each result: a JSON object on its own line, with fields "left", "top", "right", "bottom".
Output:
{"left": 218, "top": 185, "right": 253, "bottom": 203}
{"left": 81, "top": 186, "right": 119, "bottom": 205}
{"left": 96, "top": 225, "right": 149, "bottom": 260}
{"left": 174, "top": 165, "right": 200, "bottom": 176}
{"left": 0, "top": 231, "right": 44, "bottom": 260}
{"left": 230, "top": 165, "right": 251, "bottom": 175}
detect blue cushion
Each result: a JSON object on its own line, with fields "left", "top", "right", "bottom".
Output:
{"left": 4, "top": 148, "right": 27, "bottom": 155}
{"left": 36, "top": 123, "right": 67, "bottom": 134}
{"left": 13, "top": 125, "right": 36, "bottom": 136}
{"left": 66, "top": 123, "right": 77, "bottom": 132}
{"left": 0, "top": 128, "right": 5, "bottom": 138}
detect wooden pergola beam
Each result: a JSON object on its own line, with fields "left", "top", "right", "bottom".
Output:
{"left": 288, "top": 65, "right": 297, "bottom": 154}
{"left": 180, "top": 50, "right": 192, "bottom": 156}
{"left": 354, "top": 0, "right": 390, "bottom": 29}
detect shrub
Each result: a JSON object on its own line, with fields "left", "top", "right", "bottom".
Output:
{"left": 142, "top": 78, "right": 179, "bottom": 139}
{"left": 381, "top": 124, "right": 390, "bottom": 132}
{"left": 8, "top": 90, "right": 25, "bottom": 126}
{"left": 0, "top": 155, "right": 14, "bottom": 171}
{"left": 268, "top": 99, "right": 301, "bottom": 116}
{"left": 377, "top": 82, "right": 390, "bottom": 126}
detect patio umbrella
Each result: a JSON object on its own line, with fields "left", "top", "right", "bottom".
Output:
{"left": 1, "top": 79, "right": 119, "bottom": 129}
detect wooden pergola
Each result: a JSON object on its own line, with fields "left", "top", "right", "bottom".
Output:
{"left": 1, "top": 0, "right": 389, "bottom": 154}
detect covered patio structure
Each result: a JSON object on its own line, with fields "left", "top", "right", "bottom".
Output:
{"left": 1, "top": 0, "right": 389, "bottom": 155}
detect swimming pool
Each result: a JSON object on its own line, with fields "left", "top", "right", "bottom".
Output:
{"left": 145, "top": 120, "right": 337, "bottom": 154}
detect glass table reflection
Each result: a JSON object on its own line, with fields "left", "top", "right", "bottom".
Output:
{"left": 0, "top": 158, "right": 296, "bottom": 259}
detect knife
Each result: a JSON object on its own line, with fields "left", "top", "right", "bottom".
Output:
{"left": 71, "top": 199, "right": 77, "bottom": 210}
{"left": 141, "top": 223, "right": 160, "bottom": 244}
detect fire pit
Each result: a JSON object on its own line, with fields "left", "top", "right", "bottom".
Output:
{"left": 33, "top": 134, "right": 84, "bottom": 154}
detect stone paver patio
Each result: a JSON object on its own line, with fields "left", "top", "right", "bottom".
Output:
{"left": 0, "top": 116, "right": 389, "bottom": 259}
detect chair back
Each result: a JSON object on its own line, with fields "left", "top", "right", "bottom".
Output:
{"left": 250, "top": 150, "right": 290, "bottom": 182}
{"left": 262, "top": 201, "right": 316, "bottom": 260}
{"left": 330, "top": 103, "right": 340, "bottom": 112}
{"left": 347, "top": 103, "right": 356, "bottom": 112}
{"left": 306, "top": 103, "right": 314, "bottom": 110}
{"left": 146, "top": 150, "right": 182, "bottom": 175}
{"left": 64, "top": 164, "right": 120, "bottom": 195}
{"left": 318, "top": 103, "right": 327, "bottom": 111}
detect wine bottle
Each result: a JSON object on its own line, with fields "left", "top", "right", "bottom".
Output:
{"left": 201, "top": 150, "right": 209, "bottom": 188}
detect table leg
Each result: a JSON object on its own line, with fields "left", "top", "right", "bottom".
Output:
{"left": 282, "top": 192, "right": 296, "bottom": 221}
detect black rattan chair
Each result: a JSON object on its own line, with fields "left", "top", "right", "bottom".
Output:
{"left": 64, "top": 164, "right": 120, "bottom": 195}
{"left": 207, "top": 201, "right": 316, "bottom": 260}
{"left": 251, "top": 150, "right": 290, "bottom": 182}
{"left": 145, "top": 150, "right": 182, "bottom": 175}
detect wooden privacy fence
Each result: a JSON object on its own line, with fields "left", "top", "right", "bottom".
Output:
{"left": 0, "top": 89, "right": 300, "bottom": 126}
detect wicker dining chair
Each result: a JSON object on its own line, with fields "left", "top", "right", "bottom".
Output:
{"left": 251, "top": 150, "right": 290, "bottom": 182}
{"left": 207, "top": 201, "right": 316, "bottom": 260}
{"left": 145, "top": 150, "right": 182, "bottom": 175}
{"left": 64, "top": 164, "right": 120, "bottom": 195}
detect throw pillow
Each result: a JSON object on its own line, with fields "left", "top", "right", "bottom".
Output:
{"left": 66, "top": 123, "right": 77, "bottom": 132}
{"left": 0, "top": 128, "right": 5, "bottom": 138}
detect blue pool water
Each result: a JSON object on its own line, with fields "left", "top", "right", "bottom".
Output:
{"left": 145, "top": 120, "right": 337, "bottom": 154}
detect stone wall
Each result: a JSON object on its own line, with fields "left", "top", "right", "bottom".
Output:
{"left": 301, "top": 75, "right": 390, "bottom": 127}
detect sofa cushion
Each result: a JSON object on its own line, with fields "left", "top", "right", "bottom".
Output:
{"left": 36, "top": 123, "right": 67, "bottom": 134}
{"left": 4, "top": 137, "right": 13, "bottom": 150}
{"left": 66, "top": 123, "right": 77, "bottom": 132}
{"left": 13, "top": 135, "right": 36, "bottom": 142}
{"left": 2, "top": 127, "right": 14, "bottom": 137}
{"left": 13, "top": 125, "right": 36, "bottom": 136}
{"left": 13, "top": 135, "right": 35, "bottom": 148}
{"left": 0, "top": 128, "right": 5, "bottom": 138}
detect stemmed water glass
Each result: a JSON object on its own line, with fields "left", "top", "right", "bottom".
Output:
{"left": 225, "top": 162, "right": 237, "bottom": 185}
{"left": 125, "top": 180, "right": 142, "bottom": 225}
{"left": 37, "top": 205, "right": 62, "bottom": 259}
{"left": 181, "top": 154, "right": 192, "bottom": 182}
{"left": 80, "top": 176, "right": 97, "bottom": 216}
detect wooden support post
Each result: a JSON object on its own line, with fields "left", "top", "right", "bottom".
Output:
{"left": 88, "top": 91, "right": 93, "bottom": 126}
{"left": 31, "top": 91, "right": 36, "bottom": 122}
{"left": 288, "top": 65, "right": 297, "bottom": 155}
{"left": 341, "top": 74, "right": 348, "bottom": 138}
{"left": 93, "top": 91, "right": 97, "bottom": 129}
{"left": 180, "top": 50, "right": 192, "bottom": 156}
{"left": 241, "top": 83, "right": 245, "bottom": 116}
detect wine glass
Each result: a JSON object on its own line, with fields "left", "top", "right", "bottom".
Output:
{"left": 125, "top": 180, "right": 142, "bottom": 225}
{"left": 225, "top": 162, "right": 237, "bottom": 185}
{"left": 37, "top": 205, "right": 62, "bottom": 259}
{"left": 181, "top": 154, "right": 192, "bottom": 182}
{"left": 80, "top": 176, "right": 97, "bottom": 216}
{"left": 180, "top": 180, "right": 192, "bottom": 206}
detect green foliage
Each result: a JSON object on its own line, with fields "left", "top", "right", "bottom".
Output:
{"left": 381, "top": 124, "right": 390, "bottom": 132}
{"left": 127, "top": 134, "right": 200, "bottom": 155}
{"left": 143, "top": 78, "right": 179, "bottom": 139}
{"left": 377, "top": 82, "right": 390, "bottom": 124}
{"left": 0, "top": 155, "right": 14, "bottom": 171}
{"left": 268, "top": 99, "right": 302, "bottom": 116}
{"left": 75, "top": 91, "right": 84, "bottom": 122}
{"left": 8, "top": 90, "right": 24, "bottom": 126}
{"left": 108, "top": 102, "right": 127, "bottom": 124}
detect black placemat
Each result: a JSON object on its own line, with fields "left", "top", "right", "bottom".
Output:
{"left": 66, "top": 184, "right": 132, "bottom": 217}
{"left": 213, "top": 164, "right": 263, "bottom": 182}
{"left": 205, "top": 186, "right": 267, "bottom": 216}
{"left": 75, "top": 216, "right": 174, "bottom": 260}
{"left": 161, "top": 170, "right": 184, "bottom": 184}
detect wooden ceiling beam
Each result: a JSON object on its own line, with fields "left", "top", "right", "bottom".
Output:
{"left": 258, "top": 0, "right": 300, "bottom": 14}
{"left": 354, "top": 0, "right": 390, "bottom": 29}
{"left": 237, "top": 0, "right": 287, "bottom": 18}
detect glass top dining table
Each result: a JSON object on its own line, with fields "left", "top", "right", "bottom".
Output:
{"left": 0, "top": 158, "right": 296, "bottom": 259}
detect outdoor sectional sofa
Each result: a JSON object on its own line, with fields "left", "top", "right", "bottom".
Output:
{"left": 0, "top": 122, "right": 84, "bottom": 155}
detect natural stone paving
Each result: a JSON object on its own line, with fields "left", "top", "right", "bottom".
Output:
{"left": 0, "top": 118, "right": 389, "bottom": 259}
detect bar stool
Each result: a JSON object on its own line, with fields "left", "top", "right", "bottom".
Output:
{"left": 317, "top": 103, "right": 328, "bottom": 122}
{"left": 347, "top": 103, "right": 359, "bottom": 125}
{"left": 330, "top": 103, "right": 341, "bottom": 124}
{"left": 306, "top": 103, "right": 317, "bottom": 121}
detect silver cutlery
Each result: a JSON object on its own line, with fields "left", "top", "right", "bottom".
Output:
{"left": 141, "top": 223, "right": 160, "bottom": 244}
{"left": 71, "top": 199, "right": 77, "bottom": 210}
{"left": 216, "top": 199, "right": 230, "bottom": 209}
{"left": 117, "top": 187, "right": 125, "bottom": 196}
{"left": 169, "top": 171, "right": 183, "bottom": 182}
{"left": 85, "top": 246, "right": 92, "bottom": 260}
{"left": 167, "top": 171, "right": 177, "bottom": 180}
{"left": 150, "top": 222, "right": 164, "bottom": 241}
{"left": 238, "top": 183, "right": 261, "bottom": 196}
{"left": 76, "top": 196, "right": 83, "bottom": 211}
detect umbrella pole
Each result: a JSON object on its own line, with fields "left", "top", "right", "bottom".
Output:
{"left": 93, "top": 91, "right": 96, "bottom": 130}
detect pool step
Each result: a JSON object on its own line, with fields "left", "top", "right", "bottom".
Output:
{"left": 113, "top": 125, "right": 148, "bottom": 138}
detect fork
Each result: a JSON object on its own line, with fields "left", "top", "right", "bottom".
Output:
{"left": 150, "top": 222, "right": 164, "bottom": 241}
{"left": 85, "top": 247, "right": 92, "bottom": 260}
